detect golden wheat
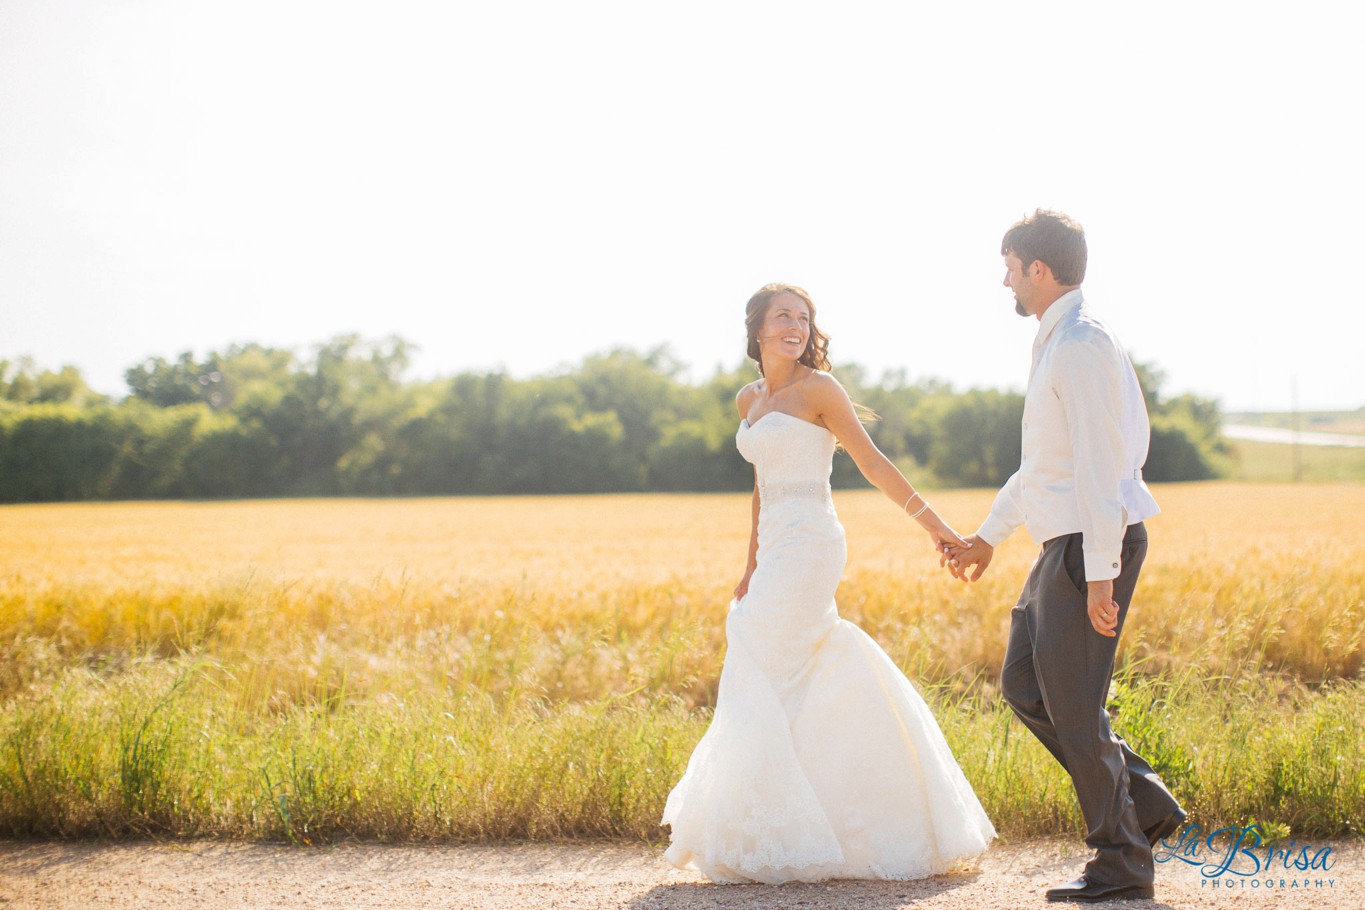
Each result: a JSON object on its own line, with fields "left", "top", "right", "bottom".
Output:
{"left": 1, "top": 483, "right": 1361, "bottom": 841}
{"left": 3, "top": 484, "right": 1360, "bottom": 698}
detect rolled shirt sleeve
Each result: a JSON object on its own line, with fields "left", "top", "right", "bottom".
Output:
{"left": 1052, "top": 333, "right": 1128, "bottom": 582}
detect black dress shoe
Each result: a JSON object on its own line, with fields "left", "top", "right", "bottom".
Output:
{"left": 1046, "top": 876, "right": 1155, "bottom": 903}
{"left": 1143, "top": 807, "right": 1187, "bottom": 847}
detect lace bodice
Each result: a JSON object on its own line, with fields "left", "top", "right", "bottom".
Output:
{"left": 736, "top": 412, "right": 836, "bottom": 495}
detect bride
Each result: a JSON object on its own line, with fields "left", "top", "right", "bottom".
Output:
{"left": 661, "top": 283, "right": 996, "bottom": 884}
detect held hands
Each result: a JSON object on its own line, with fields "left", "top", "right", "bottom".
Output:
{"left": 909, "top": 503, "right": 974, "bottom": 578}
{"left": 941, "top": 534, "right": 993, "bottom": 582}
{"left": 926, "top": 522, "right": 970, "bottom": 559}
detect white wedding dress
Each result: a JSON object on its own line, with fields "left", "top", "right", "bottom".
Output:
{"left": 661, "top": 411, "right": 996, "bottom": 884}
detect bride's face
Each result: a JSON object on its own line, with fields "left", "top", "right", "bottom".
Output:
{"left": 759, "top": 293, "right": 812, "bottom": 364}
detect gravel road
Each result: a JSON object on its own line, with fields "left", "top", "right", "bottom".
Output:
{"left": 2, "top": 838, "right": 1359, "bottom": 909}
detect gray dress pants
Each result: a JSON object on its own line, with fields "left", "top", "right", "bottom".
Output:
{"left": 1000, "top": 522, "right": 1180, "bottom": 886}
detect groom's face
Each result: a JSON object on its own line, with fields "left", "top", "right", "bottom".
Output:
{"left": 1003, "top": 252, "right": 1036, "bottom": 317}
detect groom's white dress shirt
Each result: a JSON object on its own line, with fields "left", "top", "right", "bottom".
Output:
{"left": 976, "top": 289, "right": 1159, "bottom": 582}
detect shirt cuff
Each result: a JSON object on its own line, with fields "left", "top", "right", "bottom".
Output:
{"left": 975, "top": 514, "right": 1014, "bottom": 549}
{"left": 1083, "top": 547, "right": 1122, "bottom": 583}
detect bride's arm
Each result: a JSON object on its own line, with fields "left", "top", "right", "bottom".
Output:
{"left": 734, "top": 470, "right": 760, "bottom": 601}
{"left": 807, "top": 373, "right": 967, "bottom": 551}
{"left": 734, "top": 384, "right": 761, "bottom": 602}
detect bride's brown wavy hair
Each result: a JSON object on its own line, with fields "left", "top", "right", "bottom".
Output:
{"left": 744, "top": 283, "right": 832, "bottom": 376}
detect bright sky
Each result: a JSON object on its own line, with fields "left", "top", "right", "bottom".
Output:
{"left": 2, "top": 1, "right": 1362, "bottom": 412}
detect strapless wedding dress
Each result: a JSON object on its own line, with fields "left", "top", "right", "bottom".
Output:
{"left": 661, "top": 411, "right": 996, "bottom": 884}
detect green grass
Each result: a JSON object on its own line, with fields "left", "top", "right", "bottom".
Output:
{"left": 2, "top": 658, "right": 1361, "bottom": 844}
{"left": 1228, "top": 439, "right": 1365, "bottom": 483}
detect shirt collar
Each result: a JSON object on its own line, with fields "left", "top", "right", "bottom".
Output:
{"left": 1034, "top": 288, "right": 1084, "bottom": 347}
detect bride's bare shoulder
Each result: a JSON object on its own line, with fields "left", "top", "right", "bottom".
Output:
{"left": 736, "top": 380, "right": 761, "bottom": 416}
{"left": 805, "top": 370, "right": 846, "bottom": 397}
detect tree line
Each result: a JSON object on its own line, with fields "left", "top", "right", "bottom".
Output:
{"left": 0, "top": 337, "right": 1226, "bottom": 502}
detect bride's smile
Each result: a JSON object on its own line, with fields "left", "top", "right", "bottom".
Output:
{"left": 758, "top": 293, "right": 811, "bottom": 362}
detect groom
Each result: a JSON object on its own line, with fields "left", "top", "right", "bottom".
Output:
{"left": 947, "top": 210, "right": 1185, "bottom": 903}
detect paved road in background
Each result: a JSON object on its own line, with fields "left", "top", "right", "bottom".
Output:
{"left": 1223, "top": 425, "right": 1365, "bottom": 447}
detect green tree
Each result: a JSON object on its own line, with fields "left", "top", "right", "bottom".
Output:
{"left": 1, "top": 358, "right": 104, "bottom": 407}
{"left": 491, "top": 377, "right": 634, "bottom": 493}
{"left": 0, "top": 404, "right": 124, "bottom": 500}
{"left": 0, "top": 343, "right": 1230, "bottom": 501}
{"left": 181, "top": 411, "right": 279, "bottom": 498}
{"left": 402, "top": 372, "right": 513, "bottom": 494}
{"left": 125, "top": 343, "right": 297, "bottom": 412}
{"left": 924, "top": 389, "right": 1025, "bottom": 488}
{"left": 571, "top": 347, "right": 685, "bottom": 490}
{"left": 1132, "top": 359, "right": 1226, "bottom": 481}
{"left": 245, "top": 335, "right": 414, "bottom": 495}
{"left": 649, "top": 363, "right": 753, "bottom": 492}
{"left": 108, "top": 402, "right": 217, "bottom": 498}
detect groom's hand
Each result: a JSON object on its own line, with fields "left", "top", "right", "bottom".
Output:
{"left": 1087, "top": 579, "right": 1119, "bottom": 637}
{"left": 943, "top": 534, "right": 993, "bottom": 582}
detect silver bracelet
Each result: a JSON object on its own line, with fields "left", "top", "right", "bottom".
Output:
{"left": 908, "top": 500, "right": 930, "bottom": 520}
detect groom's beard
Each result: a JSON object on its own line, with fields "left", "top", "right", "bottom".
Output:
{"left": 1015, "top": 298, "right": 1028, "bottom": 317}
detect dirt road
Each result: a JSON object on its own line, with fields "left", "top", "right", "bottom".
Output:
{"left": 2, "top": 838, "right": 1359, "bottom": 909}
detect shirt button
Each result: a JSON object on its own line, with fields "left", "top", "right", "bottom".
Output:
{"left": 1112, "top": 562, "right": 1119, "bottom": 568}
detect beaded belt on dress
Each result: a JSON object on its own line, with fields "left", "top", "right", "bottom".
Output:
{"left": 759, "top": 481, "right": 832, "bottom": 501}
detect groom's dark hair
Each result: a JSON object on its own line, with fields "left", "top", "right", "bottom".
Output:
{"left": 1001, "top": 210, "right": 1087, "bottom": 286}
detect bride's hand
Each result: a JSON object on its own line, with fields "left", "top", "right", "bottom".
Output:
{"left": 733, "top": 568, "right": 755, "bottom": 602}
{"left": 927, "top": 523, "right": 969, "bottom": 556}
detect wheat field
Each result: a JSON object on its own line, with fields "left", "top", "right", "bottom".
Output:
{"left": 1, "top": 483, "right": 1362, "bottom": 842}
